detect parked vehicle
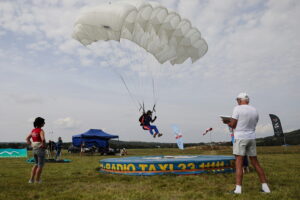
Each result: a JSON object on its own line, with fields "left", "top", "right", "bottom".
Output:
{"left": 67, "top": 145, "right": 80, "bottom": 153}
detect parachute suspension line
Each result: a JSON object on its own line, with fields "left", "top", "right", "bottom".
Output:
{"left": 140, "top": 102, "right": 145, "bottom": 113}
{"left": 119, "top": 74, "right": 142, "bottom": 111}
{"left": 145, "top": 56, "right": 159, "bottom": 115}
{"left": 105, "top": 41, "right": 142, "bottom": 111}
{"left": 151, "top": 76, "right": 157, "bottom": 114}
{"left": 112, "top": 67, "right": 142, "bottom": 111}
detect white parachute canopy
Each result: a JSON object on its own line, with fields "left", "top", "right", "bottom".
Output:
{"left": 72, "top": 0, "right": 208, "bottom": 65}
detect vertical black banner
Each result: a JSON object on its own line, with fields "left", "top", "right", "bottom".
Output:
{"left": 269, "top": 114, "right": 284, "bottom": 137}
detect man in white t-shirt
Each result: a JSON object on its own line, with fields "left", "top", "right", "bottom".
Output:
{"left": 223, "top": 92, "right": 271, "bottom": 194}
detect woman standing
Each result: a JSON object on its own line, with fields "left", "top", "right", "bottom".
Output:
{"left": 26, "top": 117, "right": 46, "bottom": 183}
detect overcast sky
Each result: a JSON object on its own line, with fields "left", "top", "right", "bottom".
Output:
{"left": 0, "top": 0, "right": 299, "bottom": 143}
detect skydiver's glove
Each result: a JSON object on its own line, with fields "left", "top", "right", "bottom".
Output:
{"left": 154, "top": 116, "right": 157, "bottom": 120}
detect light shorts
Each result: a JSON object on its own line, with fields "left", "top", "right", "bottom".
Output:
{"left": 33, "top": 148, "right": 46, "bottom": 167}
{"left": 233, "top": 139, "right": 257, "bottom": 156}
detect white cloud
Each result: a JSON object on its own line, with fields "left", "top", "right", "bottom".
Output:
{"left": 9, "top": 94, "right": 44, "bottom": 104}
{"left": 0, "top": 0, "right": 299, "bottom": 142}
{"left": 26, "top": 40, "right": 51, "bottom": 51}
{"left": 0, "top": 30, "right": 6, "bottom": 37}
{"left": 256, "top": 123, "right": 273, "bottom": 137}
{"left": 27, "top": 117, "right": 35, "bottom": 123}
{"left": 58, "top": 39, "right": 81, "bottom": 54}
{"left": 54, "top": 117, "right": 81, "bottom": 129}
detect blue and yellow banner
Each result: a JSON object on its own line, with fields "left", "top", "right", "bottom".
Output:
{"left": 0, "top": 148, "right": 27, "bottom": 158}
{"left": 99, "top": 155, "right": 235, "bottom": 176}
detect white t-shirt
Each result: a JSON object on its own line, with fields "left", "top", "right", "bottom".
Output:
{"left": 232, "top": 105, "right": 259, "bottom": 139}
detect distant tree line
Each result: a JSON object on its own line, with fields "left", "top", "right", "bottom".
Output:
{"left": 256, "top": 129, "right": 300, "bottom": 146}
{"left": 1, "top": 129, "right": 299, "bottom": 149}
{"left": 109, "top": 140, "right": 206, "bottom": 149}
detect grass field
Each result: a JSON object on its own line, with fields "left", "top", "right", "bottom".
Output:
{"left": 0, "top": 146, "right": 299, "bottom": 200}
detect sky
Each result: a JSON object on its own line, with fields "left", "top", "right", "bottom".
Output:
{"left": 0, "top": 0, "right": 299, "bottom": 143}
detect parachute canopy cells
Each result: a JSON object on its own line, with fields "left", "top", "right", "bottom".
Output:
{"left": 72, "top": 0, "right": 208, "bottom": 65}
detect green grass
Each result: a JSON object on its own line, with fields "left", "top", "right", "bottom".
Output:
{"left": 0, "top": 146, "right": 299, "bottom": 200}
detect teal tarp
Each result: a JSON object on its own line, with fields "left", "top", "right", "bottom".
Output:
{"left": 27, "top": 157, "right": 72, "bottom": 163}
{"left": 0, "top": 148, "right": 27, "bottom": 157}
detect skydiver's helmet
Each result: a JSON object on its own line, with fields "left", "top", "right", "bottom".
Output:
{"left": 146, "top": 110, "right": 152, "bottom": 115}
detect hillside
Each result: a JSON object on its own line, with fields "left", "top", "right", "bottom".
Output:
{"left": 110, "top": 129, "right": 300, "bottom": 148}
{"left": 109, "top": 129, "right": 300, "bottom": 148}
{"left": 1, "top": 129, "right": 299, "bottom": 149}
{"left": 108, "top": 140, "right": 206, "bottom": 149}
{"left": 256, "top": 129, "right": 300, "bottom": 146}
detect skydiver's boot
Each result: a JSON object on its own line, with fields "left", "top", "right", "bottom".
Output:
{"left": 153, "top": 133, "right": 158, "bottom": 138}
{"left": 158, "top": 133, "right": 163, "bottom": 137}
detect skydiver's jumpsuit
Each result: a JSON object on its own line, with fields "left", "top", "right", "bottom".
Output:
{"left": 140, "top": 114, "right": 159, "bottom": 136}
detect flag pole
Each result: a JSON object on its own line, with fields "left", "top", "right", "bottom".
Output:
{"left": 210, "top": 131, "right": 213, "bottom": 150}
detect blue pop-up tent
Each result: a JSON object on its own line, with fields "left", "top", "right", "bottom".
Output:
{"left": 72, "top": 129, "right": 119, "bottom": 148}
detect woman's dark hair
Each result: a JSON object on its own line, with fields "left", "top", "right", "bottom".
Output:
{"left": 33, "top": 117, "right": 45, "bottom": 128}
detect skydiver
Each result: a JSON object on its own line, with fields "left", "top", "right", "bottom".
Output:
{"left": 139, "top": 110, "right": 162, "bottom": 138}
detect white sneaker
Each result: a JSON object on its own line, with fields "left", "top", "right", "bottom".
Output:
{"left": 229, "top": 189, "right": 241, "bottom": 194}
{"left": 28, "top": 179, "right": 34, "bottom": 184}
{"left": 261, "top": 183, "right": 271, "bottom": 193}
